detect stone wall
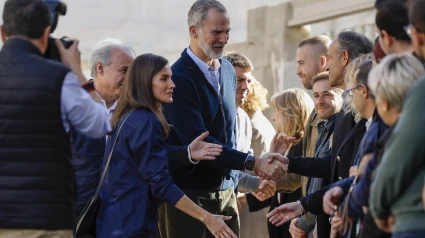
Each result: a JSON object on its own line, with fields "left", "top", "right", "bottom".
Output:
{"left": 0, "top": 0, "right": 376, "bottom": 119}
{"left": 226, "top": 0, "right": 376, "bottom": 119}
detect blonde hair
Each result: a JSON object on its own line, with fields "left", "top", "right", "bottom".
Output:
{"left": 270, "top": 88, "right": 314, "bottom": 145}
{"left": 343, "top": 53, "right": 374, "bottom": 122}
{"left": 241, "top": 79, "right": 269, "bottom": 113}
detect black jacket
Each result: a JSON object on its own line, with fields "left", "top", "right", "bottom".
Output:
{"left": 288, "top": 111, "right": 363, "bottom": 181}
{"left": 298, "top": 117, "right": 367, "bottom": 214}
{"left": 288, "top": 111, "right": 366, "bottom": 238}
{"left": 0, "top": 38, "right": 74, "bottom": 229}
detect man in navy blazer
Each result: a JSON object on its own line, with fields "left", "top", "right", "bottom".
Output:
{"left": 160, "top": 0, "right": 287, "bottom": 237}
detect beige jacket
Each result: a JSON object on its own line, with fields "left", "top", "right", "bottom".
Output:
{"left": 247, "top": 110, "right": 276, "bottom": 157}
{"left": 301, "top": 111, "right": 324, "bottom": 196}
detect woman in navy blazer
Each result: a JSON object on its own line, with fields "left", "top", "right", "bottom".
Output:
{"left": 96, "top": 53, "right": 237, "bottom": 238}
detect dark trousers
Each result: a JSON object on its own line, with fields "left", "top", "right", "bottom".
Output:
{"left": 158, "top": 187, "right": 239, "bottom": 238}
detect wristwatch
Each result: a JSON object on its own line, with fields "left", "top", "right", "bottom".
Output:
{"left": 244, "top": 154, "right": 255, "bottom": 171}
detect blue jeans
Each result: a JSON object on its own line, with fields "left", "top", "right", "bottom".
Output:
{"left": 393, "top": 230, "right": 425, "bottom": 238}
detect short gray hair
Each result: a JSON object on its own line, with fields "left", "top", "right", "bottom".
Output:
{"left": 187, "top": 0, "right": 227, "bottom": 28}
{"left": 89, "top": 39, "right": 136, "bottom": 78}
{"left": 337, "top": 31, "right": 373, "bottom": 62}
{"left": 368, "top": 53, "right": 425, "bottom": 112}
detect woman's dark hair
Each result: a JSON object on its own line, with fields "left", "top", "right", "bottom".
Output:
{"left": 2, "top": 0, "right": 51, "bottom": 39}
{"left": 110, "top": 53, "right": 170, "bottom": 137}
{"left": 375, "top": 0, "right": 411, "bottom": 42}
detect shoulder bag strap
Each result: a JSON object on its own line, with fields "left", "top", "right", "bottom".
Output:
{"left": 93, "top": 110, "right": 134, "bottom": 198}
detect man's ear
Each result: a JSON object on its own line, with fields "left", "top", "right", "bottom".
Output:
{"left": 319, "top": 55, "right": 327, "bottom": 70}
{"left": 189, "top": 25, "right": 198, "bottom": 38}
{"left": 42, "top": 26, "right": 50, "bottom": 42}
{"left": 0, "top": 25, "right": 7, "bottom": 42}
{"left": 96, "top": 62, "right": 104, "bottom": 76}
{"left": 341, "top": 50, "right": 350, "bottom": 67}
{"left": 40, "top": 26, "right": 51, "bottom": 53}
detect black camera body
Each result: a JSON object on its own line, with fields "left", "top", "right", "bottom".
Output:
{"left": 46, "top": 36, "right": 73, "bottom": 61}
{"left": 44, "top": 0, "right": 73, "bottom": 61}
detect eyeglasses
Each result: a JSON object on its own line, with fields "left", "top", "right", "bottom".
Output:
{"left": 345, "top": 84, "right": 362, "bottom": 98}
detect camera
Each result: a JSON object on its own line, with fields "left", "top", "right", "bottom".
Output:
{"left": 44, "top": 0, "right": 74, "bottom": 61}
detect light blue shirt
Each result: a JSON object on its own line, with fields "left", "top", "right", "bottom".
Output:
{"left": 61, "top": 72, "right": 111, "bottom": 138}
{"left": 186, "top": 47, "right": 221, "bottom": 94}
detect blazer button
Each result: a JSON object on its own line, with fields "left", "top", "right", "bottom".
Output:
{"left": 338, "top": 177, "right": 343, "bottom": 180}
{"left": 337, "top": 156, "right": 341, "bottom": 161}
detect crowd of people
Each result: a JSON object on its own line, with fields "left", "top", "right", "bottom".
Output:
{"left": 0, "top": 0, "right": 425, "bottom": 237}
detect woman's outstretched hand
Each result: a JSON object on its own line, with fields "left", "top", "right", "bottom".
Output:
{"left": 202, "top": 213, "right": 237, "bottom": 238}
{"left": 270, "top": 132, "right": 296, "bottom": 155}
{"left": 190, "top": 131, "right": 223, "bottom": 161}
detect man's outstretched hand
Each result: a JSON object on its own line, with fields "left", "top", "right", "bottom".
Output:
{"left": 266, "top": 201, "right": 303, "bottom": 227}
{"left": 189, "top": 131, "right": 223, "bottom": 161}
{"left": 254, "top": 153, "right": 288, "bottom": 180}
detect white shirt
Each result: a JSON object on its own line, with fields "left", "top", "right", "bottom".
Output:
{"left": 366, "top": 117, "right": 373, "bottom": 131}
{"left": 106, "top": 98, "right": 118, "bottom": 121}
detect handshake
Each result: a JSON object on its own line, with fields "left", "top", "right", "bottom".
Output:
{"left": 253, "top": 153, "right": 289, "bottom": 180}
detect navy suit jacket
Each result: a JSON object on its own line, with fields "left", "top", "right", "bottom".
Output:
{"left": 287, "top": 110, "right": 360, "bottom": 182}
{"left": 163, "top": 49, "right": 247, "bottom": 190}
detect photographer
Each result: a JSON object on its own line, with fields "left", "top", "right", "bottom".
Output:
{"left": 0, "top": 0, "right": 110, "bottom": 237}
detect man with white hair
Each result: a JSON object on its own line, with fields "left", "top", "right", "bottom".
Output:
{"left": 88, "top": 39, "right": 135, "bottom": 110}
{"left": 72, "top": 39, "right": 135, "bottom": 217}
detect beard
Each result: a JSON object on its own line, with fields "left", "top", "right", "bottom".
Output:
{"left": 198, "top": 30, "right": 224, "bottom": 59}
